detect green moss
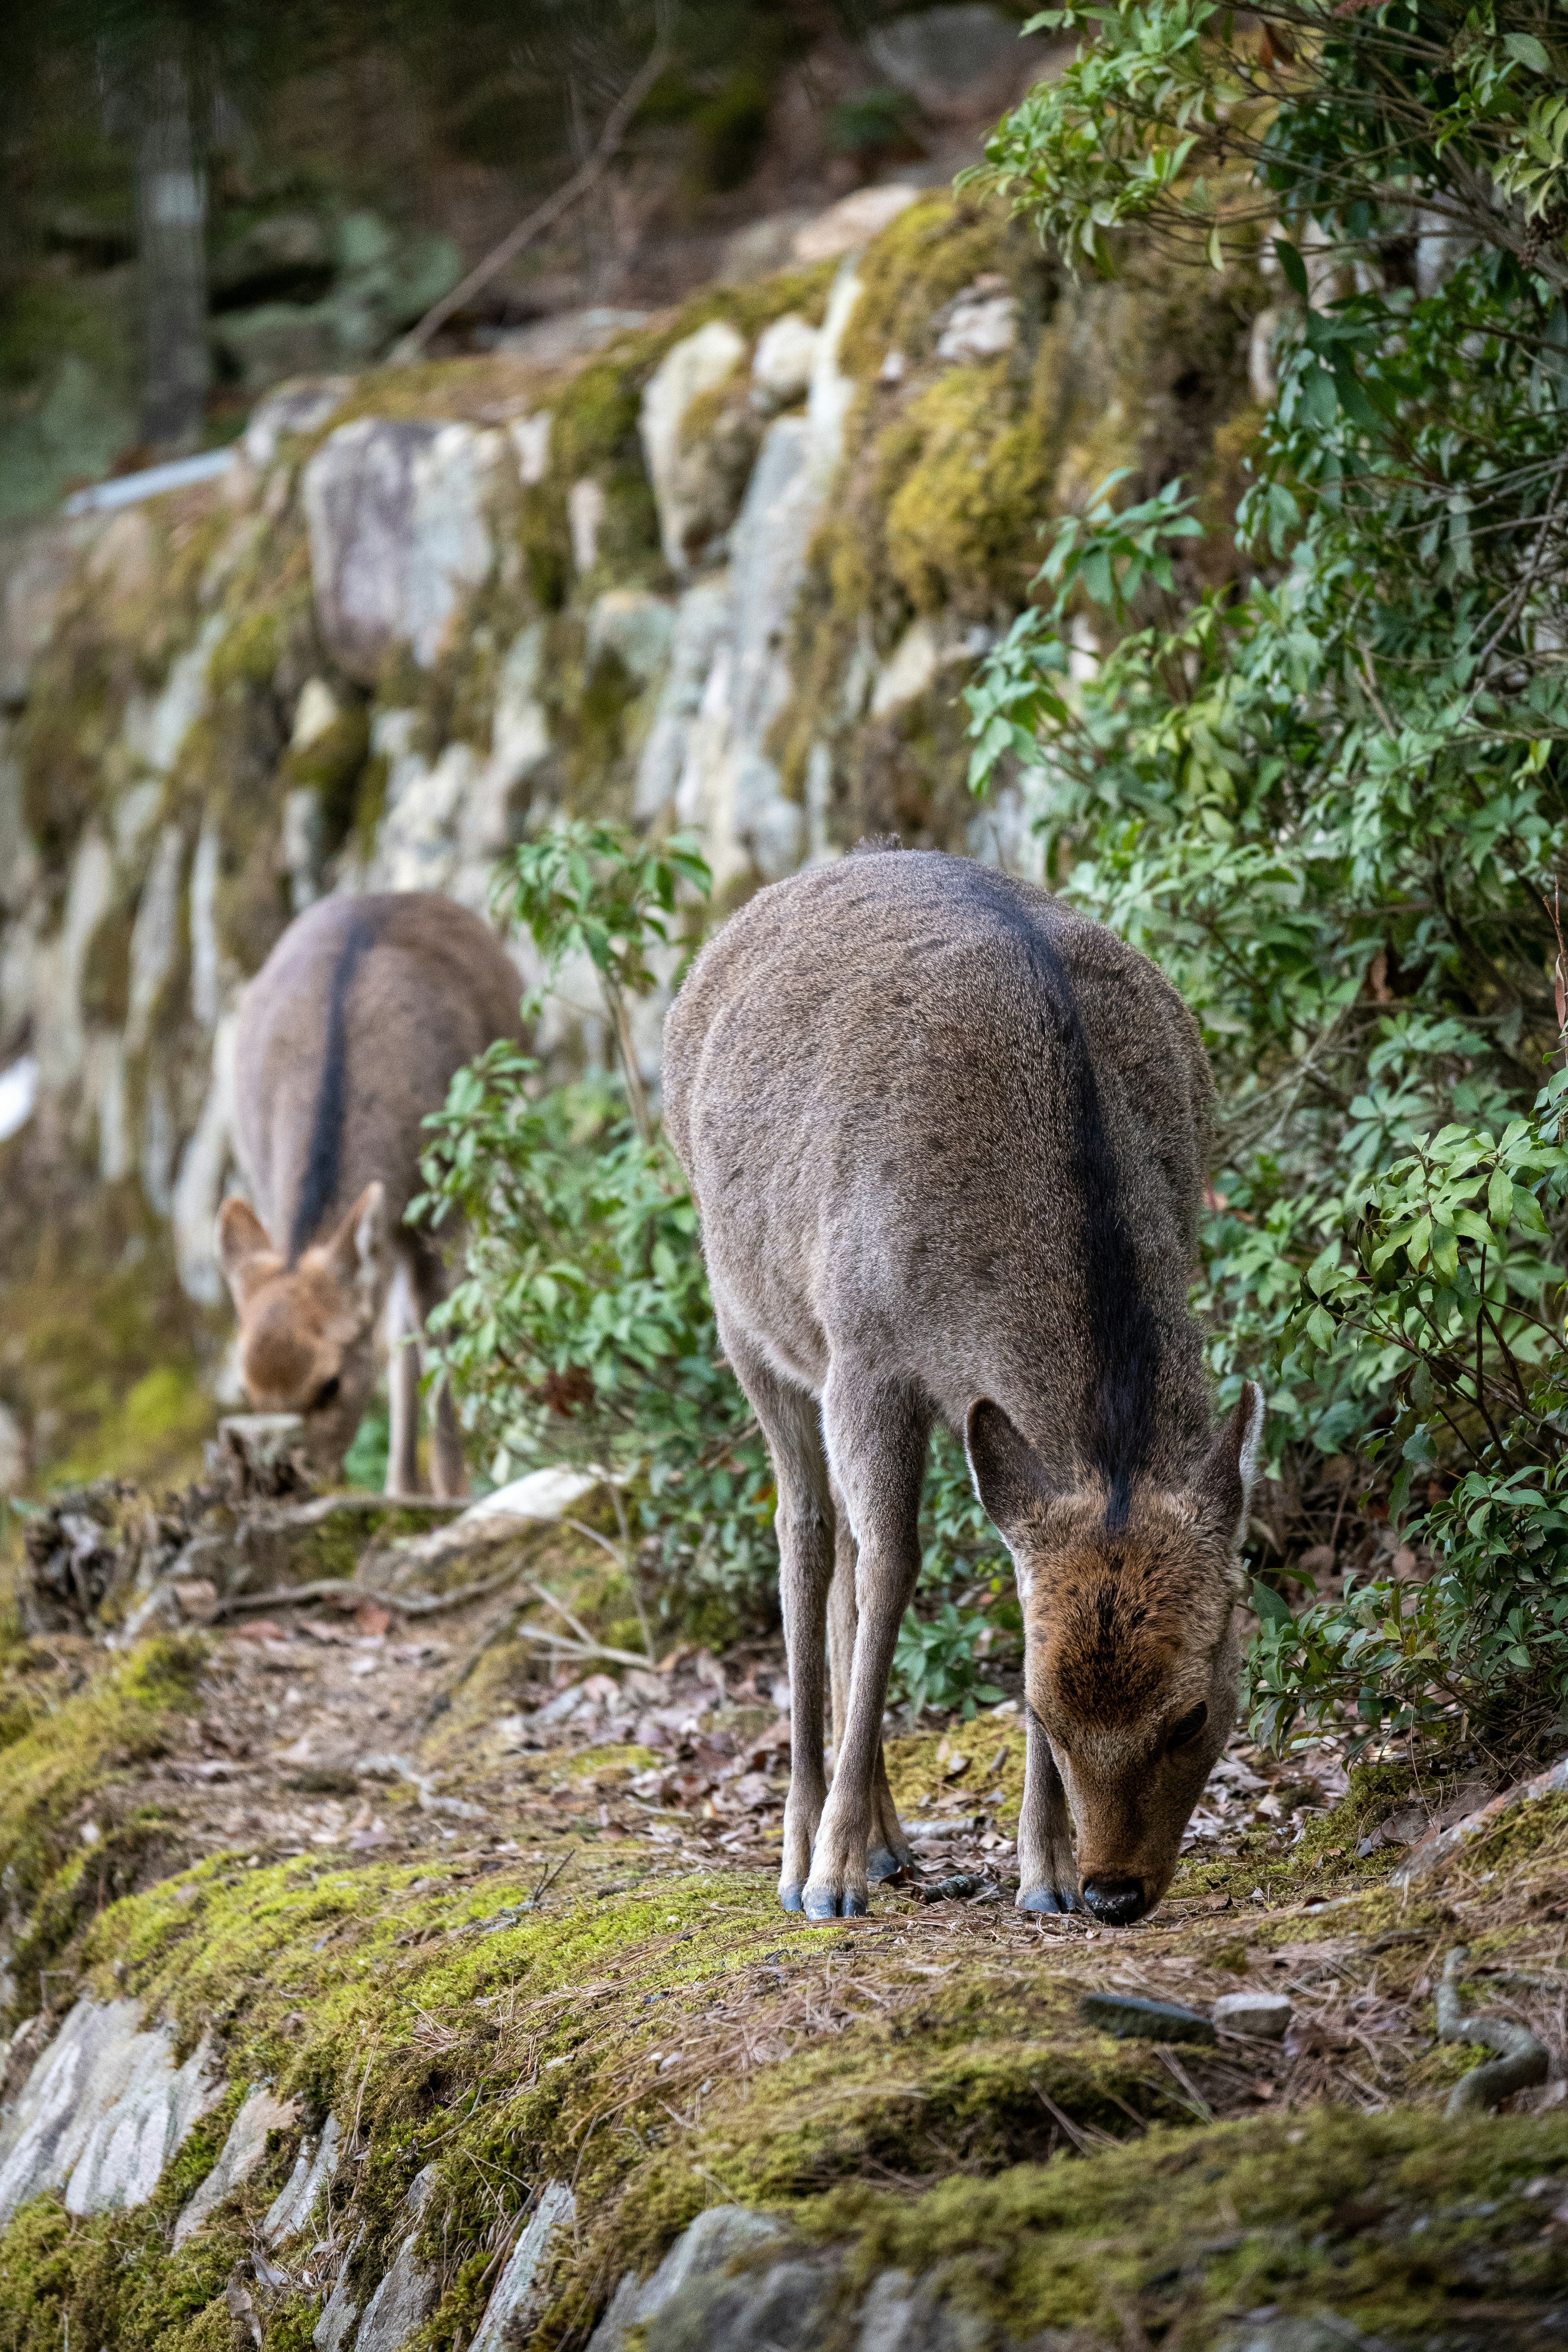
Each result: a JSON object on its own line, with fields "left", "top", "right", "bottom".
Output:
{"left": 2, "top": 1205, "right": 217, "bottom": 1494}
{"left": 878, "top": 361, "right": 1052, "bottom": 616}
{"left": 548, "top": 1743, "right": 662, "bottom": 1786}
{"left": 80, "top": 898, "right": 135, "bottom": 1027}
{"left": 280, "top": 702, "right": 370, "bottom": 855}
{"left": 354, "top": 751, "right": 390, "bottom": 855}
{"left": 886, "top": 1711, "right": 1025, "bottom": 1824}
{"left": 838, "top": 196, "right": 1025, "bottom": 384}
{"left": 14, "top": 625, "right": 120, "bottom": 885}
{"left": 52, "top": 1362, "right": 216, "bottom": 1490}
{"left": 0, "top": 1636, "right": 205, "bottom": 2020}
{"left": 797, "top": 2107, "right": 1568, "bottom": 2345}
{"left": 208, "top": 608, "right": 279, "bottom": 694}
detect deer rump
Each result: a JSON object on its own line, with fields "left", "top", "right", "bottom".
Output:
{"left": 664, "top": 850, "right": 1261, "bottom": 1924}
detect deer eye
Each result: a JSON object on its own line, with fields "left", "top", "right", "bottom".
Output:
{"left": 1167, "top": 1701, "right": 1208, "bottom": 1751}
{"left": 313, "top": 1375, "right": 341, "bottom": 1410}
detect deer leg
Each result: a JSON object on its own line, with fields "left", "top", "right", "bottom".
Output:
{"left": 408, "top": 1241, "right": 467, "bottom": 1499}
{"left": 827, "top": 1495, "right": 911, "bottom": 1884}
{"left": 805, "top": 1365, "right": 929, "bottom": 1922}
{"left": 722, "top": 1321, "right": 834, "bottom": 1914}
{"left": 1017, "top": 1703, "right": 1079, "bottom": 1913}
{"left": 384, "top": 1261, "right": 421, "bottom": 1498}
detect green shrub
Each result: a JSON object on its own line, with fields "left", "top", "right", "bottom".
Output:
{"left": 964, "top": 0, "right": 1568, "bottom": 1750}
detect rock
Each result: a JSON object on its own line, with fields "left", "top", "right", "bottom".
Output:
{"left": 174, "top": 2081, "right": 301, "bottom": 2247}
{"left": 370, "top": 730, "right": 479, "bottom": 895}
{"left": 793, "top": 186, "right": 921, "bottom": 265}
{"left": 935, "top": 284, "right": 1018, "bottom": 364}
{"left": 0, "top": 1996, "right": 221, "bottom": 2227}
{"left": 588, "top": 2205, "right": 793, "bottom": 2351}
{"left": 570, "top": 477, "right": 607, "bottom": 574}
{"left": 125, "top": 824, "right": 186, "bottom": 1050}
{"left": 1212, "top": 1991, "right": 1292, "bottom": 2041}
{"left": 491, "top": 624, "right": 551, "bottom": 785}
{"left": 0, "top": 517, "right": 97, "bottom": 706}
{"left": 263, "top": 2111, "right": 342, "bottom": 2242}
{"left": 282, "top": 788, "right": 324, "bottom": 912}
{"left": 587, "top": 588, "right": 676, "bottom": 686}
{"left": 312, "top": 2257, "right": 360, "bottom": 2352}
{"left": 752, "top": 314, "right": 820, "bottom": 410}
{"left": 634, "top": 577, "right": 731, "bottom": 822}
{"left": 857, "top": 2270, "right": 998, "bottom": 2350}
{"left": 1392, "top": 1753, "right": 1568, "bottom": 1888}
{"left": 1079, "top": 1992, "right": 1218, "bottom": 2046}
{"left": 461, "top": 1465, "right": 605, "bottom": 1526}
{"left": 509, "top": 412, "right": 552, "bottom": 486}
{"left": 219, "top": 304, "right": 350, "bottom": 393}
{"left": 867, "top": 7, "right": 1053, "bottom": 124}
{"left": 123, "top": 612, "right": 224, "bottom": 778}
{"left": 0, "top": 1058, "right": 36, "bottom": 1149}
{"left": 670, "top": 265, "right": 858, "bottom": 889}
{"left": 0, "top": 1399, "right": 24, "bottom": 1490}
{"left": 871, "top": 618, "right": 944, "bottom": 717}
{"left": 303, "top": 417, "right": 504, "bottom": 682}
{"left": 1219, "top": 2318, "right": 1385, "bottom": 2352}
{"left": 471, "top": 2178, "right": 575, "bottom": 2352}
{"left": 354, "top": 2164, "right": 440, "bottom": 2350}
{"left": 722, "top": 212, "right": 816, "bottom": 282}
{"left": 244, "top": 377, "right": 352, "bottom": 469}
{"left": 640, "top": 319, "right": 749, "bottom": 574}
{"left": 211, "top": 210, "right": 330, "bottom": 301}
{"left": 488, "top": 307, "right": 648, "bottom": 364}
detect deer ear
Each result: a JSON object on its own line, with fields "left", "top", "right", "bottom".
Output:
{"left": 1191, "top": 1381, "right": 1265, "bottom": 1553}
{"left": 216, "top": 1198, "right": 278, "bottom": 1306}
{"left": 323, "top": 1181, "right": 388, "bottom": 1314}
{"left": 966, "top": 1399, "right": 1057, "bottom": 1540}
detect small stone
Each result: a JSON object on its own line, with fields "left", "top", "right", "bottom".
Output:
{"left": 1080, "top": 1991, "right": 1217, "bottom": 2045}
{"left": 752, "top": 314, "right": 819, "bottom": 410}
{"left": 172, "top": 1578, "right": 220, "bottom": 1624}
{"left": 1212, "top": 1991, "right": 1293, "bottom": 2040}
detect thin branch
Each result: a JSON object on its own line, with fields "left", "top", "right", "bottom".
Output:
{"left": 389, "top": 42, "right": 668, "bottom": 363}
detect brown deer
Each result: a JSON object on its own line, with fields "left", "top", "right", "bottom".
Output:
{"left": 216, "top": 892, "right": 523, "bottom": 1496}
{"left": 663, "top": 848, "right": 1261, "bottom": 1924}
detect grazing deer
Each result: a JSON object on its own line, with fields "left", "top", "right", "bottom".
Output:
{"left": 664, "top": 849, "right": 1261, "bottom": 1924}
{"left": 216, "top": 892, "right": 523, "bottom": 1496}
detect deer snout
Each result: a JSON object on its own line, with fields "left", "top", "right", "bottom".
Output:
{"left": 1080, "top": 1875, "right": 1148, "bottom": 1927}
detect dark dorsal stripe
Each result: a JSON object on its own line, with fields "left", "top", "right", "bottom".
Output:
{"left": 940, "top": 864, "right": 1160, "bottom": 1528}
{"left": 288, "top": 906, "right": 380, "bottom": 1262}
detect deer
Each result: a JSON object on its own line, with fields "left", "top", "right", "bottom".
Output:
{"left": 662, "top": 847, "right": 1262, "bottom": 1925}
{"left": 216, "top": 891, "right": 523, "bottom": 1497}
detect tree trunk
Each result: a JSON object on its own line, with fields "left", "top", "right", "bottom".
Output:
{"left": 136, "top": 49, "right": 209, "bottom": 453}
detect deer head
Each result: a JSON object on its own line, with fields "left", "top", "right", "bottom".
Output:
{"left": 216, "top": 1183, "right": 390, "bottom": 1477}
{"left": 967, "top": 1382, "right": 1263, "bottom": 1924}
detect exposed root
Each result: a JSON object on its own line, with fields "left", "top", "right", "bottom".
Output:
{"left": 1436, "top": 1943, "right": 1549, "bottom": 2116}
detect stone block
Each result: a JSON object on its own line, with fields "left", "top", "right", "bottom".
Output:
{"left": 0, "top": 1997, "right": 220, "bottom": 2227}
{"left": 1212, "top": 1991, "right": 1293, "bottom": 2041}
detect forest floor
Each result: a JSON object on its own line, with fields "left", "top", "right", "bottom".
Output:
{"left": 2, "top": 1480, "right": 1568, "bottom": 2349}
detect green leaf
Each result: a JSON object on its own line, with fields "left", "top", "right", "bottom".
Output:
{"left": 1274, "top": 238, "right": 1310, "bottom": 299}
{"left": 1504, "top": 32, "right": 1550, "bottom": 72}
{"left": 1251, "top": 1579, "right": 1293, "bottom": 1626}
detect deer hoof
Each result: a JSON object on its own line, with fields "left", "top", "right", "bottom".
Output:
{"left": 803, "top": 1887, "right": 868, "bottom": 1921}
{"left": 779, "top": 1882, "right": 805, "bottom": 1913}
{"left": 867, "top": 1846, "right": 908, "bottom": 1883}
{"left": 1018, "top": 1885, "right": 1080, "bottom": 1913}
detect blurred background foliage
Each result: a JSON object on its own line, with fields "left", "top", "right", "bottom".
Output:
{"left": 0, "top": 0, "right": 1036, "bottom": 511}
{"left": 963, "top": 0, "right": 1568, "bottom": 1752}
